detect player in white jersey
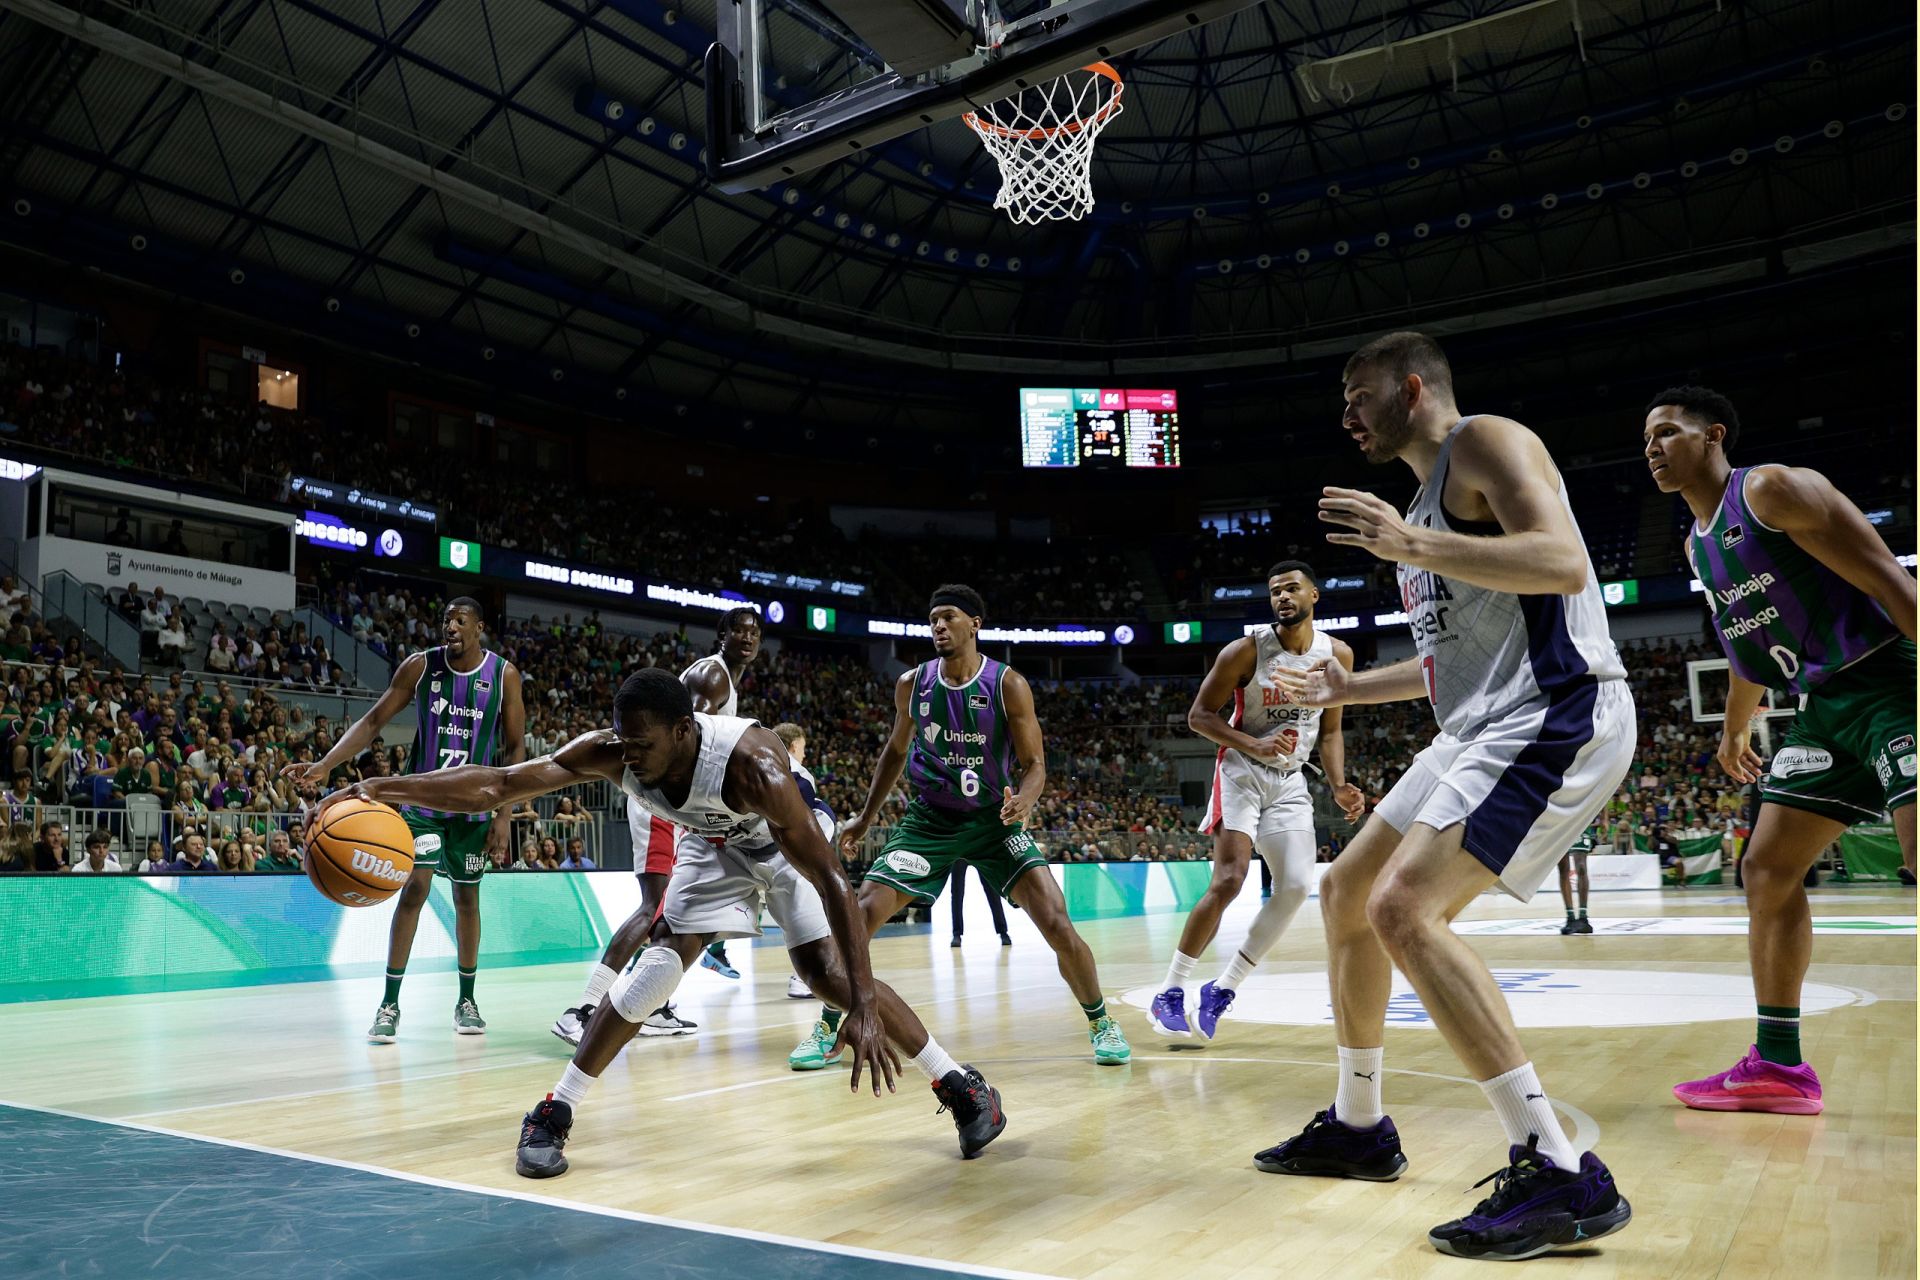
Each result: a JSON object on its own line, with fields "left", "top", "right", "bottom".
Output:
{"left": 324, "top": 668, "right": 1009, "bottom": 1177}
{"left": 1148, "top": 560, "right": 1364, "bottom": 1042}
{"left": 552, "top": 608, "right": 761, "bottom": 1046}
{"left": 1251, "top": 332, "right": 1636, "bottom": 1263}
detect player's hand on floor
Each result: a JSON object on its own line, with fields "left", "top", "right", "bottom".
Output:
{"left": 833, "top": 1007, "right": 900, "bottom": 1097}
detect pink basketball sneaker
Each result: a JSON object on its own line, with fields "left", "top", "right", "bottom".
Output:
{"left": 1674, "top": 1045, "right": 1823, "bottom": 1114}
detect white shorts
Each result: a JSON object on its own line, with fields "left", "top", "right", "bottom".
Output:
{"left": 1375, "top": 678, "right": 1636, "bottom": 901}
{"left": 1202, "top": 750, "right": 1314, "bottom": 840}
{"left": 661, "top": 831, "right": 832, "bottom": 948}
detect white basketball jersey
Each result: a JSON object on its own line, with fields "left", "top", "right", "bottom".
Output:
{"left": 1232, "top": 624, "right": 1334, "bottom": 771}
{"left": 681, "top": 653, "right": 739, "bottom": 717}
{"left": 620, "top": 713, "right": 777, "bottom": 857}
{"left": 1398, "top": 419, "right": 1625, "bottom": 740}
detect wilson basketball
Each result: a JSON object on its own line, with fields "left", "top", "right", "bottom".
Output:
{"left": 304, "top": 798, "right": 416, "bottom": 907}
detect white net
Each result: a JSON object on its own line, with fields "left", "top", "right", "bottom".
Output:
{"left": 963, "top": 62, "right": 1124, "bottom": 224}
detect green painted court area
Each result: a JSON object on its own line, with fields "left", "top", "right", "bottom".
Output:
{"left": 0, "top": 1104, "right": 1008, "bottom": 1280}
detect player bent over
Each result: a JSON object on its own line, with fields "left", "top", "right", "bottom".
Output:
{"left": 323, "top": 669, "right": 1006, "bottom": 1176}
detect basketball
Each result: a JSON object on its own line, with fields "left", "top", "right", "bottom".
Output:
{"left": 304, "top": 798, "right": 416, "bottom": 907}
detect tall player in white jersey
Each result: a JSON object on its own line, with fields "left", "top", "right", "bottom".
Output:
{"left": 552, "top": 608, "right": 760, "bottom": 1045}
{"left": 1148, "top": 560, "right": 1364, "bottom": 1042}
{"left": 1255, "top": 332, "right": 1637, "bottom": 1263}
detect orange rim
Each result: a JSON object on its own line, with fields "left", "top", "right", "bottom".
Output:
{"left": 962, "top": 62, "right": 1124, "bottom": 142}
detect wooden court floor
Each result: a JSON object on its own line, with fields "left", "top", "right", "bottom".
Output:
{"left": 2, "top": 887, "right": 1913, "bottom": 1278}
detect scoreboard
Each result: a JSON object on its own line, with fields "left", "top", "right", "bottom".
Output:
{"left": 1020, "top": 388, "right": 1181, "bottom": 469}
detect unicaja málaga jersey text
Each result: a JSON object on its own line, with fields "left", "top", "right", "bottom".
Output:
{"left": 1233, "top": 624, "right": 1334, "bottom": 770}
{"left": 1686, "top": 465, "right": 1899, "bottom": 695}
{"left": 405, "top": 647, "right": 507, "bottom": 820}
{"left": 904, "top": 657, "right": 1020, "bottom": 812}
{"left": 1396, "top": 419, "right": 1625, "bottom": 739}
{"left": 621, "top": 713, "right": 778, "bottom": 857}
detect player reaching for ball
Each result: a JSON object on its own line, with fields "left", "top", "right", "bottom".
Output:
{"left": 315, "top": 668, "right": 1007, "bottom": 1176}
{"left": 1148, "top": 560, "right": 1364, "bottom": 1043}
{"left": 789, "top": 584, "right": 1130, "bottom": 1072}
{"left": 286, "top": 598, "right": 524, "bottom": 1043}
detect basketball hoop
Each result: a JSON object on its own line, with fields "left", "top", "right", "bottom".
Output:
{"left": 963, "top": 62, "right": 1124, "bottom": 224}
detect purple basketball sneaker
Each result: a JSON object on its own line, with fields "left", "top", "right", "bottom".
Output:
{"left": 1149, "top": 987, "right": 1191, "bottom": 1037}
{"left": 1428, "top": 1137, "right": 1632, "bottom": 1261}
{"left": 1253, "top": 1107, "right": 1407, "bottom": 1181}
{"left": 1194, "top": 981, "right": 1235, "bottom": 1041}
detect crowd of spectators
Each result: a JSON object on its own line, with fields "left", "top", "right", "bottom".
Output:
{"left": 1, "top": 350, "right": 1160, "bottom": 622}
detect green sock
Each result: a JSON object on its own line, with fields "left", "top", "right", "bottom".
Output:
{"left": 1080, "top": 999, "right": 1107, "bottom": 1023}
{"left": 1566, "top": 910, "right": 1577, "bottom": 921}
{"left": 458, "top": 968, "right": 476, "bottom": 1003}
{"left": 1757, "top": 1005, "right": 1801, "bottom": 1066}
{"left": 383, "top": 969, "right": 404, "bottom": 1004}
{"left": 820, "top": 1006, "right": 843, "bottom": 1032}
{"left": 1577, "top": 907, "right": 1587, "bottom": 919}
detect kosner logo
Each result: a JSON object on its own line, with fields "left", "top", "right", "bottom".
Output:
{"left": 351, "top": 848, "right": 408, "bottom": 884}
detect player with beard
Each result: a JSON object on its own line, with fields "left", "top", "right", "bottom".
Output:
{"left": 1148, "top": 560, "right": 1364, "bottom": 1042}
{"left": 1253, "top": 332, "right": 1636, "bottom": 1261}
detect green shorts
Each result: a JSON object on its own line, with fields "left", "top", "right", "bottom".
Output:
{"left": 403, "top": 810, "right": 492, "bottom": 885}
{"left": 1761, "top": 638, "right": 1917, "bottom": 825}
{"left": 864, "top": 802, "right": 1050, "bottom": 904}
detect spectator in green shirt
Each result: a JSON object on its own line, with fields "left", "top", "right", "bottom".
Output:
{"left": 112, "top": 746, "right": 157, "bottom": 800}
{"left": 253, "top": 829, "right": 301, "bottom": 873}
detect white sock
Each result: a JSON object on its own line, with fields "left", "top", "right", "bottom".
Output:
{"left": 1479, "top": 1062, "right": 1580, "bottom": 1170}
{"left": 1335, "top": 1045, "right": 1385, "bottom": 1128}
{"left": 1164, "top": 950, "right": 1199, "bottom": 992}
{"left": 1217, "top": 950, "right": 1256, "bottom": 990}
{"left": 911, "top": 1037, "right": 963, "bottom": 1082}
{"left": 553, "top": 1062, "right": 596, "bottom": 1109}
{"left": 580, "top": 963, "right": 617, "bottom": 1009}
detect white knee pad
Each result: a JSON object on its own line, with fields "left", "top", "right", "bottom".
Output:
{"left": 608, "top": 945, "right": 687, "bottom": 1023}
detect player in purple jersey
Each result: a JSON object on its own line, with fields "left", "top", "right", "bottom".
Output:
{"left": 1645, "top": 386, "right": 1915, "bottom": 1113}
{"left": 289, "top": 599, "right": 525, "bottom": 1041}
{"left": 792, "top": 585, "right": 1130, "bottom": 1070}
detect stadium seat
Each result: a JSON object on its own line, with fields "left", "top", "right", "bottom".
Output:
{"left": 124, "top": 794, "right": 163, "bottom": 845}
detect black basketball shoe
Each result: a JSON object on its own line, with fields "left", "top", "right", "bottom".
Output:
{"left": 933, "top": 1065, "right": 1006, "bottom": 1159}
{"left": 1254, "top": 1107, "right": 1408, "bottom": 1181}
{"left": 516, "top": 1095, "right": 573, "bottom": 1179}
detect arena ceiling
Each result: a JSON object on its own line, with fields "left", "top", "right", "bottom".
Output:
{"left": 0, "top": 0, "right": 1911, "bottom": 440}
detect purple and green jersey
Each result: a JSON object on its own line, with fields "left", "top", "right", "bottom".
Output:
{"left": 904, "top": 657, "right": 1020, "bottom": 813}
{"left": 1687, "top": 466, "right": 1901, "bottom": 696}
{"left": 404, "top": 647, "right": 508, "bottom": 821}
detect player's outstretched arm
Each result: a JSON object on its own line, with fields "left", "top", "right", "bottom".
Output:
{"left": 731, "top": 728, "right": 898, "bottom": 1096}
{"left": 839, "top": 670, "right": 916, "bottom": 856}
{"left": 1320, "top": 418, "right": 1589, "bottom": 595}
{"left": 1274, "top": 654, "right": 1428, "bottom": 707}
{"left": 1187, "top": 637, "right": 1278, "bottom": 760}
{"left": 285, "top": 651, "right": 425, "bottom": 783}
{"left": 998, "top": 669, "right": 1046, "bottom": 826}
{"left": 1744, "top": 465, "right": 1917, "bottom": 641}
{"left": 327, "top": 732, "right": 623, "bottom": 825}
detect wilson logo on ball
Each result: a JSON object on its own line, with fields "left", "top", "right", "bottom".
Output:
{"left": 350, "top": 848, "right": 409, "bottom": 884}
